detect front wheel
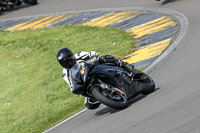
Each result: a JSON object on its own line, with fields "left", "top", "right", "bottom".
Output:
{"left": 92, "top": 85, "right": 128, "bottom": 109}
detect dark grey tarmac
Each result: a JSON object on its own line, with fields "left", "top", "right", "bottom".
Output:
{"left": 1, "top": 0, "right": 200, "bottom": 133}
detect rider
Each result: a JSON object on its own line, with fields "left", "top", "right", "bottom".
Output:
{"left": 156, "top": 0, "right": 176, "bottom": 5}
{"left": 56, "top": 48, "right": 134, "bottom": 109}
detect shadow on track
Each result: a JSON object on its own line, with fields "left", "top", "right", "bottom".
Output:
{"left": 95, "top": 87, "right": 160, "bottom": 116}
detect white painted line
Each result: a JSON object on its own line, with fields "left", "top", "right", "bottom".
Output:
{"left": 43, "top": 108, "right": 87, "bottom": 133}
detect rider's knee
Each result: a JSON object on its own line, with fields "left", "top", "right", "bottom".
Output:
{"left": 85, "top": 97, "right": 101, "bottom": 110}
{"left": 99, "top": 55, "right": 115, "bottom": 64}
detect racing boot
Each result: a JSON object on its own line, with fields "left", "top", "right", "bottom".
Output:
{"left": 116, "top": 59, "right": 134, "bottom": 77}
{"left": 122, "top": 62, "right": 134, "bottom": 73}
{"left": 121, "top": 61, "right": 135, "bottom": 77}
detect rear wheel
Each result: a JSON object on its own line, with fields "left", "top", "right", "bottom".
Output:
{"left": 139, "top": 73, "right": 155, "bottom": 95}
{"left": 92, "top": 85, "right": 128, "bottom": 109}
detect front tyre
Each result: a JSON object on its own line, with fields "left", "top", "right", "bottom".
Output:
{"left": 92, "top": 85, "right": 128, "bottom": 109}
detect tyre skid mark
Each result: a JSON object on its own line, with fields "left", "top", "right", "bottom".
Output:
{"left": 47, "top": 11, "right": 111, "bottom": 27}
{"left": 82, "top": 10, "right": 142, "bottom": 27}
{"left": 110, "top": 12, "right": 162, "bottom": 30}
{"left": 0, "top": 18, "right": 33, "bottom": 30}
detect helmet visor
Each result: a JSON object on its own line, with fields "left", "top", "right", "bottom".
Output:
{"left": 60, "top": 56, "right": 75, "bottom": 69}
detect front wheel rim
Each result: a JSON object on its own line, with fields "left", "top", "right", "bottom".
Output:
{"left": 98, "top": 88, "right": 127, "bottom": 103}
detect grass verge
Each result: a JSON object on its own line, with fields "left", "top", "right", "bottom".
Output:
{"left": 0, "top": 25, "right": 135, "bottom": 133}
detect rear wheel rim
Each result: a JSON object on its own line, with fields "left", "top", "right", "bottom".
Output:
{"left": 98, "top": 87, "right": 127, "bottom": 103}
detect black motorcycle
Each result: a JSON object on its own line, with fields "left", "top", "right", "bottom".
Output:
{"left": 0, "top": 0, "right": 37, "bottom": 14}
{"left": 70, "top": 61, "right": 155, "bottom": 109}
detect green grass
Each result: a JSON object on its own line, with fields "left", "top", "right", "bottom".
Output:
{"left": 0, "top": 25, "right": 135, "bottom": 133}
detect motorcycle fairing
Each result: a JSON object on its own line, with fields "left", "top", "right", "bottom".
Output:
{"left": 89, "top": 65, "right": 140, "bottom": 99}
{"left": 69, "top": 63, "right": 87, "bottom": 94}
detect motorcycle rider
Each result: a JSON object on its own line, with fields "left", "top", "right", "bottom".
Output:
{"left": 156, "top": 0, "right": 176, "bottom": 5}
{"left": 56, "top": 48, "right": 134, "bottom": 109}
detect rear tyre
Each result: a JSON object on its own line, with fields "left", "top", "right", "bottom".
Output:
{"left": 140, "top": 73, "right": 155, "bottom": 95}
{"left": 92, "top": 85, "right": 128, "bottom": 109}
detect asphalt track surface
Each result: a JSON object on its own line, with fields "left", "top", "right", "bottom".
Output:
{"left": 1, "top": 0, "right": 200, "bottom": 133}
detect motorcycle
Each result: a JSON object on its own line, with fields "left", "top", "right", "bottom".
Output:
{"left": 70, "top": 60, "right": 155, "bottom": 109}
{"left": 0, "top": 0, "right": 37, "bottom": 14}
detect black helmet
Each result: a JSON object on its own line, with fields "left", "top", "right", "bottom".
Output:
{"left": 56, "top": 48, "right": 76, "bottom": 69}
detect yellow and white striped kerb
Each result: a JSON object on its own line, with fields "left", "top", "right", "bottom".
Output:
{"left": 4, "top": 10, "right": 178, "bottom": 67}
